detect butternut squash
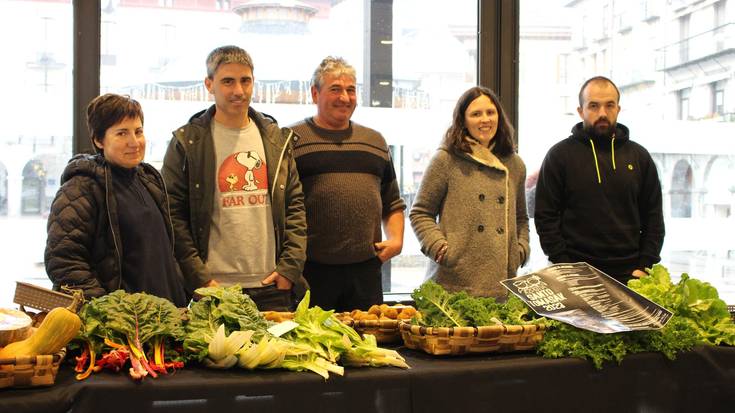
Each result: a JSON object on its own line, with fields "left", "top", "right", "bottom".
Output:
{"left": 0, "top": 299, "right": 81, "bottom": 359}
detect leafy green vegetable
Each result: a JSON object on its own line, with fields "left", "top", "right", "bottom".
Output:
{"left": 628, "top": 265, "right": 735, "bottom": 346}
{"left": 286, "top": 291, "right": 353, "bottom": 362}
{"left": 183, "top": 285, "right": 269, "bottom": 361}
{"left": 410, "top": 281, "right": 546, "bottom": 327}
{"left": 75, "top": 290, "right": 185, "bottom": 380}
{"left": 183, "top": 288, "right": 408, "bottom": 378}
{"left": 342, "top": 334, "right": 410, "bottom": 369}
{"left": 284, "top": 291, "right": 409, "bottom": 374}
{"left": 537, "top": 264, "right": 734, "bottom": 368}
{"left": 537, "top": 317, "right": 699, "bottom": 369}
{"left": 410, "top": 282, "right": 468, "bottom": 327}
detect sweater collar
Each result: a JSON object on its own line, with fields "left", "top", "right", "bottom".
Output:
{"left": 305, "top": 116, "right": 353, "bottom": 141}
{"left": 109, "top": 162, "right": 138, "bottom": 181}
{"left": 464, "top": 139, "right": 507, "bottom": 172}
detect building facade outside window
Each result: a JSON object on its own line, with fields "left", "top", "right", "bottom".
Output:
{"left": 0, "top": 0, "right": 72, "bottom": 306}
{"left": 520, "top": 0, "right": 735, "bottom": 303}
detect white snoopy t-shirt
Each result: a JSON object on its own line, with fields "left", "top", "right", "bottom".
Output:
{"left": 207, "top": 119, "right": 276, "bottom": 288}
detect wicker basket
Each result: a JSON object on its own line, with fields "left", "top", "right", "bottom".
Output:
{"left": 352, "top": 319, "right": 402, "bottom": 343}
{"left": 13, "top": 282, "right": 74, "bottom": 313}
{"left": 0, "top": 348, "right": 66, "bottom": 389}
{"left": 399, "top": 321, "right": 546, "bottom": 355}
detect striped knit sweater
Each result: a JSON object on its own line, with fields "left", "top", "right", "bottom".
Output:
{"left": 290, "top": 117, "right": 406, "bottom": 265}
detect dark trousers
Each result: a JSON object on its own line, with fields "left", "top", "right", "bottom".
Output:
{"left": 244, "top": 284, "right": 294, "bottom": 312}
{"left": 303, "top": 257, "right": 383, "bottom": 312}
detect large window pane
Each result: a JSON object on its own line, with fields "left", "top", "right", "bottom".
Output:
{"left": 100, "top": 0, "right": 477, "bottom": 295}
{"left": 519, "top": 0, "right": 735, "bottom": 303}
{"left": 0, "top": 0, "right": 73, "bottom": 306}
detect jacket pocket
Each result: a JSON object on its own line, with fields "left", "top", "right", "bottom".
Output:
{"left": 443, "top": 231, "right": 459, "bottom": 268}
{"left": 508, "top": 242, "right": 521, "bottom": 272}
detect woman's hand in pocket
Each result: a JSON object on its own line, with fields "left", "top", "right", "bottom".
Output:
{"left": 435, "top": 242, "right": 448, "bottom": 264}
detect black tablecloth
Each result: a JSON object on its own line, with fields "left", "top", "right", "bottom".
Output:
{"left": 2, "top": 346, "right": 735, "bottom": 413}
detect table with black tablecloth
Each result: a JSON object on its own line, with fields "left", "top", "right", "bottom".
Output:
{"left": 2, "top": 345, "right": 734, "bottom": 413}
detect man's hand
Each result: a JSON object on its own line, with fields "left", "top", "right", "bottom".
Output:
{"left": 632, "top": 269, "right": 648, "bottom": 278}
{"left": 193, "top": 279, "right": 219, "bottom": 300}
{"left": 262, "top": 271, "right": 293, "bottom": 290}
{"left": 374, "top": 238, "right": 402, "bottom": 263}
{"left": 377, "top": 209, "right": 404, "bottom": 263}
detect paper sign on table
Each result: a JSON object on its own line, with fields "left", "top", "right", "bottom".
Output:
{"left": 501, "top": 262, "right": 672, "bottom": 333}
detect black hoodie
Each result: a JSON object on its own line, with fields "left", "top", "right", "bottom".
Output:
{"left": 533, "top": 122, "right": 665, "bottom": 280}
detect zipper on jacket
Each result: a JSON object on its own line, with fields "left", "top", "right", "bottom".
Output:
{"left": 271, "top": 129, "right": 294, "bottom": 258}
{"left": 153, "top": 168, "right": 176, "bottom": 252}
{"left": 103, "top": 163, "right": 124, "bottom": 290}
{"left": 271, "top": 128, "right": 294, "bottom": 199}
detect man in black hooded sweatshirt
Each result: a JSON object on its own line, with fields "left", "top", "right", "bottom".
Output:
{"left": 534, "top": 76, "right": 665, "bottom": 284}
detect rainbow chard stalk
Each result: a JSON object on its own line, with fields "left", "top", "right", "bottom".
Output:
{"left": 73, "top": 290, "right": 185, "bottom": 381}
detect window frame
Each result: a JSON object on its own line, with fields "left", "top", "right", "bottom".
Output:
{"left": 71, "top": 0, "right": 520, "bottom": 152}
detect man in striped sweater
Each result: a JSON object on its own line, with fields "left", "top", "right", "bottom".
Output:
{"left": 289, "top": 56, "right": 406, "bottom": 311}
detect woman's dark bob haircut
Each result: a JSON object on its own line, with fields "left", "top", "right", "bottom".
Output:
{"left": 86, "top": 94, "right": 144, "bottom": 154}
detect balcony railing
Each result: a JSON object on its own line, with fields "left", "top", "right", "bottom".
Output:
{"left": 656, "top": 23, "right": 734, "bottom": 70}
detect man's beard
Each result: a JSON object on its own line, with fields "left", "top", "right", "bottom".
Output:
{"left": 583, "top": 118, "right": 616, "bottom": 139}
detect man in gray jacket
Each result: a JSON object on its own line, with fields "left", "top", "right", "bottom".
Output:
{"left": 162, "top": 45, "right": 307, "bottom": 311}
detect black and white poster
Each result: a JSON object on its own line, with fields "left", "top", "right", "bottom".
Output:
{"left": 500, "top": 263, "right": 672, "bottom": 333}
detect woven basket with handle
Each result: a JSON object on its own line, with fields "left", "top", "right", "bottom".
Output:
{"left": 0, "top": 348, "right": 66, "bottom": 388}
{"left": 399, "top": 321, "right": 546, "bottom": 355}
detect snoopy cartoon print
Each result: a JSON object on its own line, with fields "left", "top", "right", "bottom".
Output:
{"left": 235, "top": 151, "right": 263, "bottom": 191}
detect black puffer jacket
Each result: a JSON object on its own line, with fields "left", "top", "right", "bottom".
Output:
{"left": 44, "top": 154, "right": 176, "bottom": 298}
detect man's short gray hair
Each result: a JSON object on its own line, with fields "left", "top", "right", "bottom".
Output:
{"left": 311, "top": 56, "right": 356, "bottom": 90}
{"left": 206, "top": 45, "right": 254, "bottom": 78}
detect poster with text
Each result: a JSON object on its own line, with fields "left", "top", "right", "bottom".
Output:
{"left": 500, "top": 263, "right": 672, "bottom": 333}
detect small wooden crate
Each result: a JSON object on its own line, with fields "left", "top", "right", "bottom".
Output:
{"left": 13, "top": 282, "right": 74, "bottom": 312}
{"left": 0, "top": 348, "right": 66, "bottom": 389}
{"left": 399, "top": 321, "right": 546, "bottom": 355}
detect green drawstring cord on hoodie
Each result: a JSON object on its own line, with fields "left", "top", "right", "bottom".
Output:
{"left": 589, "top": 139, "right": 602, "bottom": 184}
{"left": 589, "top": 135, "right": 616, "bottom": 184}
{"left": 611, "top": 136, "right": 616, "bottom": 170}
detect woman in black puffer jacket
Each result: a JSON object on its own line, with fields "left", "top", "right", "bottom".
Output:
{"left": 44, "top": 94, "right": 188, "bottom": 307}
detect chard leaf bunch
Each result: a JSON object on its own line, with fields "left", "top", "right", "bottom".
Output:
{"left": 183, "top": 285, "right": 269, "bottom": 362}
{"left": 184, "top": 288, "right": 409, "bottom": 379}
{"left": 75, "top": 290, "right": 185, "bottom": 380}
{"left": 410, "top": 281, "right": 546, "bottom": 327}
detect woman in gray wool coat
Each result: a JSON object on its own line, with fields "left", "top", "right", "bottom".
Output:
{"left": 410, "top": 86, "right": 530, "bottom": 298}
